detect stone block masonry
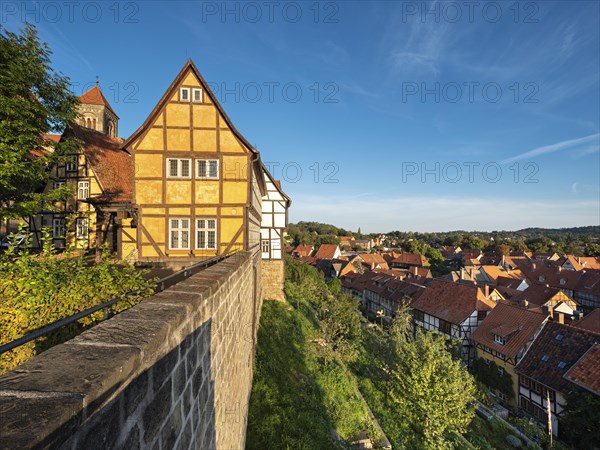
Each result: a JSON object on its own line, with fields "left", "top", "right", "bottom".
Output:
{"left": 262, "top": 259, "right": 285, "bottom": 301}
{"left": 0, "top": 251, "right": 261, "bottom": 450}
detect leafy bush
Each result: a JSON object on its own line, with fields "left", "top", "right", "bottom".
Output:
{"left": 0, "top": 230, "right": 155, "bottom": 374}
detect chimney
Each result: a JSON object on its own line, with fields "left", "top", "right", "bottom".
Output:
{"left": 532, "top": 262, "right": 537, "bottom": 270}
{"left": 578, "top": 257, "right": 581, "bottom": 265}
{"left": 523, "top": 300, "right": 529, "bottom": 310}
{"left": 557, "top": 265, "right": 562, "bottom": 273}
{"left": 484, "top": 285, "right": 490, "bottom": 298}
{"left": 558, "top": 312, "right": 565, "bottom": 324}
{"left": 460, "top": 268, "right": 465, "bottom": 279}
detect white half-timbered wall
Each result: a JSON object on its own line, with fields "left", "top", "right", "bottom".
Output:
{"left": 260, "top": 175, "right": 288, "bottom": 260}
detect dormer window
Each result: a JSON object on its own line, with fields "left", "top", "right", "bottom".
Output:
{"left": 539, "top": 275, "right": 545, "bottom": 282}
{"left": 559, "top": 278, "right": 566, "bottom": 285}
{"left": 180, "top": 87, "right": 190, "bottom": 102}
{"left": 192, "top": 88, "right": 202, "bottom": 102}
{"left": 494, "top": 334, "right": 506, "bottom": 345}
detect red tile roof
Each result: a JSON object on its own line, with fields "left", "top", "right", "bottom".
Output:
{"left": 515, "top": 321, "right": 600, "bottom": 393}
{"left": 411, "top": 278, "right": 496, "bottom": 325}
{"left": 315, "top": 244, "right": 340, "bottom": 260}
{"left": 392, "top": 253, "right": 429, "bottom": 267}
{"left": 471, "top": 302, "right": 546, "bottom": 360}
{"left": 574, "top": 308, "right": 600, "bottom": 333}
{"left": 70, "top": 124, "right": 132, "bottom": 202}
{"left": 79, "top": 86, "right": 119, "bottom": 117}
{"left": 292, "top": 245, "right": 314, "bottom": 257}
{"left": 563, "top": 343, "right": 600, "bottom": 395}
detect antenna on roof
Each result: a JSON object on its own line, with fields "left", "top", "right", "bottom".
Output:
{"left": 95, "top": 75, "right": 99, "bottom": 87}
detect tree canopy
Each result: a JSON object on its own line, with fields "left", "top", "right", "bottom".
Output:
{"left": 0, "top": 23, "right": 79, "bottom": 221}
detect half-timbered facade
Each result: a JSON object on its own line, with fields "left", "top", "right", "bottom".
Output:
{"left": 411, "top": 279, "right": 497, "bottom": 363}
{"left": 259, "top": 164, "right": 290, "bottom": 300}
{"left": 471, "top": 303, "right": 547, "bottom": 409}
{"left": 514, "top": 321, "right": 599, "bottom": 437}
{"left": 122, "top": 60, "right": 265, "bottom": 262}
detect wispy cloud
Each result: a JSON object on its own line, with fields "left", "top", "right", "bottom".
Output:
{"left": 500, "top": 134, "right": 600, "bottom": 164}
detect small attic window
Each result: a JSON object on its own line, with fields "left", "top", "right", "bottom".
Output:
{"left": 541, "top": 355, "right": 550, "bottom": 362}
{"left": 180, "top": 87, "right": 190, "bottom": 101}
{"left": 539, "top": 275, "right": 545, "bottom": 282}
{"left": 559, "top": 278, "right": 566, "bottom": 285}
{"left": 192, "top": 88, "right": 202, "bottom": 102}
{"left": 494, "top": 334, "right": 506, "bottom": 345}
{"left": 555, "top": 334, "right": 564, "bottom": 341}
{"left": 558, "top": 361, "right": 567, "bottom": 369}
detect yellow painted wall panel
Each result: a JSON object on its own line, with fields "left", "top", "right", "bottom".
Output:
{"left": 195, "top": 181, "right": 219, "bottom": 204}
{"left": 135, "top": 154, "right": 163, "bottom": 178}
{"left": 143, "top": 217, "right": 165, "bottom": 241}
{"left": 166, "top": 128, "right": 190, "bottom": 151}
{"left": 136, "top": 128, "right": 164, "bottom": 151}
{"left": 195, "top": 207, "right": 218, "bottom": 216}
{"left": 183, "top": 72, "right": 201, "bottom": 87}
{"left": 220, "top": 218, "right": 243, "bottom": 243}
{"left": 220, "top": 130, "right": 246, "bottom": 153}
{"left": 166, "top": 103, "right": 190, "bottom": 126}
{"left": 222, "top": 156, "right": 249, "bottom": 181}
{"left": 222, "top": 181, "right": 248, "bottom": 204}
{"left": 218, "top": 113, "right": 229, "bottom": 129}
{"left": 221, "top": 206, "right": 243, "bottom": 216}
{"left": 141, "top": 245, "right": 159, "bottom": 258}
{"left": 193, "top": 105, "right": 216, "bottom": 128}
{"left": 166, "top": 181, "right": 192, "bottom": 204}
{"left": 136, "top": 180, "right": 163, "bottom": 204}
{"left": 169, "top": 207, "right": 191, "bottom": 215}
{"left": 193, "top": 130, "right": 217, "bottom": 152}
{"left": 142, "top": 207, "right": 165, "bottom": 216}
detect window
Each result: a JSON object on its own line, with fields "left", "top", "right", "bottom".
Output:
{"left": 52, "top": 218, "right": 65, "bottom": 239}
{"left": 180, "top": 87, "right": 190, "bottom": 101}
{"left": 66, "top": 155, "right": 78, "bottom": 172}
{"left": 555, "top": 334, "right": 564, "bottom": 342}
{"left": 76, "top": 218, "right": 89, "bottom": 239}
{"left": 478, "top": 310, "right": 487, "bottom": 320}
{"left": 494, "top": 334, "right": 506, "bottom": 345}
{"left": 498, "top": 391, "right": 505, "bottom": 401}
{"left": 439, "top": 319, "right": 452, "bottom": 335}
{"left": 78, "top": 181, "right": 90, "bottom": 199}
{"left": 495, "top": 351, "right": 505, "bottom": 360}
{"left": 196, "top": 159, "right": 219, "bottom": 179}
{"left": 261, "top": 239, "right": 270, "bottom": 254}
{"left": 192, "top": 88, "right": 202, "bottom": 102}
{"left": 557, "top": 361, "right": 567, "bottom": 369}
{"left": 484, "top": 345, "right": 492, "bottom": 353}
{"left": 520, "top": 376, "right": 530, "bottom": 388}
{"left": 498, "top": 367, "right": 504, "bottom": 376}
{"left": 541, "top": 355, "right": 550, "bottom": 362}
{"left": 413, "top": 310, "right": 424, "bottom": 322}
{"left": 53, "top": 181, "right": 65, "bottom": 190}
{"left": 169, "top": 218, "right": 190, "bottom": 250}
{"left": 166, "top": 158, "right": 191, "bottom": 178}
{"left": 196, "top": 218, "right": 216, "bottom": 250}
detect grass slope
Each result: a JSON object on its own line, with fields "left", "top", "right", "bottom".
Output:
{"left": 246, "top": 300, "right": 371, "bottom": 450}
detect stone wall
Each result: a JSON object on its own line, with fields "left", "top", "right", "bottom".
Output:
{"left": 262, "top": 259, "right": 285, "bottom": 301}
{"left": 0, "top": 251, "right": 261, "bottom": 450}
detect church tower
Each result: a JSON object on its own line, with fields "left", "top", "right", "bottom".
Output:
{"left": 77, "top": 83, "right": 119, "bottom": 138}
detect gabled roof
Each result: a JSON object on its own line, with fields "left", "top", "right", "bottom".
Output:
{"left": 515, "top": 321, "right": 599, "bottom": 393}
{"left": 511, "top": 284, "right": 568, "bottom": 307}
{"left": 123, "top": 59, "right": 257, "bottom": 155}
{"left": 79, "top": 86, "right": 119, "bottom": 118}
{"left": 67, "top": 124, "right": 132, "bottom": 202}
{"left": 563, "top": 343, "right": 600, "bottom": 395}
{"left": 472, "top": 302, "right": 546, "bottom": 360}
{"left": 411, "top": 278, "right": 496, "bottom": 325}
{"left": 392, "top": 253, "right": 429, "bottom": 267}
{"left": 315, "top": 244, "right": 340, "bottom": 260}
{"left": 293, "top": 245, "right": 314, "bottom": 257}
{"left": 261, "top": 162, "right": 291, "bottom": 206}
{"left": 574, "top": 308, "right": 600, "bottom": 333}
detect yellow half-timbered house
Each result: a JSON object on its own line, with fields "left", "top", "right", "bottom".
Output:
{"left": 121, "top": 60, "right": 265, "bottom": 262}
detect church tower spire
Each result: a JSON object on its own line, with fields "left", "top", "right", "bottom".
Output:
{"left": 77, "top": 84, "right": 119, "bottom": 138}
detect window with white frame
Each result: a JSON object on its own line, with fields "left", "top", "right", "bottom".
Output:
{"left": 66, "top": 155, "right": 78, "bottom": 172}
{"left": 167, "top": 158, "right": 191, "bottom": 178}
{"left": 169, "top": 218, "right": 190, "bottom": 250}
{"left": 53, "top": 218, "right": 65, "bottom": 238}
{"left": 196, "top": 159, "right": 219, "bottom": 179}
{"left": 53, "top": 181, "right": 65, "bottom": 190}
{"left": 78, "top": 181, "right": 90, "bottom": 199}
{"left": 196, "top": 218, "right": 216, "bottom": 250}
{"left": 76, "top": 218, "right": 89, "bottom": 239}
{"left": 494, "top": 334, "right": 506, "bottom": 345}
{"left": 192, "top": 88, "right": 203, "bottom": 102}
{"left": 180, "top": 87, "right": 190, "bottom": 102}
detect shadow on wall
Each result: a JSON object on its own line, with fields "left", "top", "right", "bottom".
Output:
{"left": 0, "top": 320, "right": 217, "bottom": 450}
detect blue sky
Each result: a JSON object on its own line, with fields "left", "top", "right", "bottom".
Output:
{"left": 3, "top": 1, "right": 599, "bottom": 232}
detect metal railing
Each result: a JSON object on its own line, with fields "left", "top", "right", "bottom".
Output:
{"left": 0, "top": 251, "right": 238, "bottom": 355}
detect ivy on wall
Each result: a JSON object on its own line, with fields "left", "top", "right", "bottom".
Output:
{"left": 471, "top": 357, "right": 514, "bottom": 402}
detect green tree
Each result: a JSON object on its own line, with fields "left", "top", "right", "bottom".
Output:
{"left": 585, "top": 243, "right": 600, "bottom": 257}
{"left": 0, "top": 24, "right": 80, "bottom": 223}
{"left": 387, "top": 313, "right": 477, "bottom": 448}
